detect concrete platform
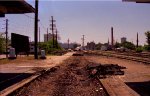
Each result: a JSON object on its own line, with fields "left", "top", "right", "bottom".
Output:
{"left": 0, "top": 52, "right": 74, "bottom": 73}
{"left": 100, "top": 76, "right": 140, "bottom": 96}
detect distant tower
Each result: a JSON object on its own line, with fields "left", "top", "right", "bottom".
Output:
{"left": 137, "top": 32, "right": 139, "bottom": 47}
{"left": 111, "top": 27, "right": 114, "bottom": 49}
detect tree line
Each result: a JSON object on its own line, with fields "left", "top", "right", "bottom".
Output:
{"left": 0, "top": 31, "right": 150, "bottom": 54}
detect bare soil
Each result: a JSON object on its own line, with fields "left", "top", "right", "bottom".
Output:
{"left": 86, "top": 55, "right": 150, "bottom": 96}
{"left": 14, "top": 56, "right": 107, "bottom": 96}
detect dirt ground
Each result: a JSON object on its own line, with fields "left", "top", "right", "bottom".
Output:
{"left": 87, "top": 56, "right": 150, "bottom": 82}
{"left": 14, "top": 56, "right": 107, "bottom": 96}
{"left": 87, "top": 55, "right": 150, "bottom": 96}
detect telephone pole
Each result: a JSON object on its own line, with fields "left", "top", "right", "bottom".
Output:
{"left": 50, "top": 16, "right": 56, "bottom": 48}
{"left": 55, "top": 29, "right": 58, "bottom": 48}
{"left": 34, "top": 0, "right": 39, "bottom": 59}
{"left": 39, "top": 27, "right": 40, "bottom": 43}
{"left": 6, "top": 19, "right": 8, "bottom": 58}
{"left": 68, "top": 38, "right": 70, "bottom": 49}
{"left": 137, "top": 32, "right": 139, "bottom": 48}
{"left": 47, "top": 28, "right": 48, "bottom": 42}
{"left": 111, "top": 27, "right": 114, "bottom": 49}
{"left": 82, "top": 35, "right": 85, "bottom": 50}
{"left": 108, "top": 38, "right": 110, "bottom": 45}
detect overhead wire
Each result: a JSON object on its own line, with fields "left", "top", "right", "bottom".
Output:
{"left": 23, "top": 14, "right": 48, "bottom": 33}
{"left": 23, "top": 14, "right": 35, "bottom": 20}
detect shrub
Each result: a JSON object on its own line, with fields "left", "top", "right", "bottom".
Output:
{"left": 143, "top": 45, "right": 150, "bottom": 51}
{"left": 135, "top": 47, "right": 143, "bottom": 53}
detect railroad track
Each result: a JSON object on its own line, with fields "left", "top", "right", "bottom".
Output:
{"left": 85, "top": 51, "right": 150, "bottom": 64}
{"left": 101, "top": 51, "right": 150, "bottom": 58}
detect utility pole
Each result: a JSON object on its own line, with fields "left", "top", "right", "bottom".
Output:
{"left": 50, "top": 16, "right": 56, "bottom": 48}
{"left": 137, "top": 32, "right": 139, "bottom": 48}
{"left": 5, "top": 19, "right": 8, "bottom": 58}
{"left": 39, "top": 27, "right": 40, "bottom": 43}
{"left": 55, "top": 29, "right": 58, "bottom": 48}
{"left": 82, "top": 35, "right": 85, "bottom": 50}
{"left": 108, "top": 38, "right": 109, "bottom": 45}
{"left": 68, "top": 38, "right": 69, "bottom": 49}
{"left": 111, "top": 27, "right": 114, "bottom": 49}
{"left": 47, "top": 28, "right": 48, "bottom": 42}
{"left": 34, "top": 0, "right": 39, "bottom": 59}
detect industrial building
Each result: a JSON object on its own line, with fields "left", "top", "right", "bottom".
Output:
{"left": 86, "top": 41, "right": 96, "bottom": 50}
{"left": 121, "top": 37, "right": 127, "bottom": 43}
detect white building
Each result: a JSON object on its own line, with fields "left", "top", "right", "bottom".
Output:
{"left": 86, "top": 41, "right": 95, "bottom": 50}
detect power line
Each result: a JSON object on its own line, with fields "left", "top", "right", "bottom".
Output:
{"left": 9, "top": 21, "right": 31, "bottom": 31}
{"left": 23, "top": 14, "right": 35, "bottom": 20}
{"left": 39, "top": 21, "right": 47, "bottom": 33}
{"left": 23, "top": 14, "right": 47, "bottom": 32}
{"left": 9, "top": 27, "right": 26, "bottom": 33}
{"left": 23, "top": 14, "right": 47, "bottom": 34}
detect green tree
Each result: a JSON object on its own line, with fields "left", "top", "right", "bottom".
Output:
{"left": 39, "top": 39, "right": 62, "bottom": 54}
{"left": 145, "top": 31, "right": 150, "bottom": 45}
{"left": 143, "top": 45, "right": 150, "bottom": 51}
{"left": 135, "top": 46, "right": 143, "bottom": 53}
{"left": 0, "top": 35, "right": 5, "bottom": 54}
{"left": 145, "top": 31, "right": 150, "bottom": 51}
{"left": 121, "top": 41, "right": 135, "bottom": 50}
{"left": 73, "top": 43, "right": 78, "bottom": 49}
{"left": 114, "top": 42, "right": 121, "bottom": 48}
{"left": 95, "top": 43, "right": 102, "bottom": 50}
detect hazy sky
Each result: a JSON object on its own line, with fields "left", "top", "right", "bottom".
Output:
{"left": 0, "top": 0, "right": 150, "bottom": 45}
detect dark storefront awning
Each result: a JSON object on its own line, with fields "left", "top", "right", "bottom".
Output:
{"left": 0, "top": 0, "right": 35, "bottom": 17}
